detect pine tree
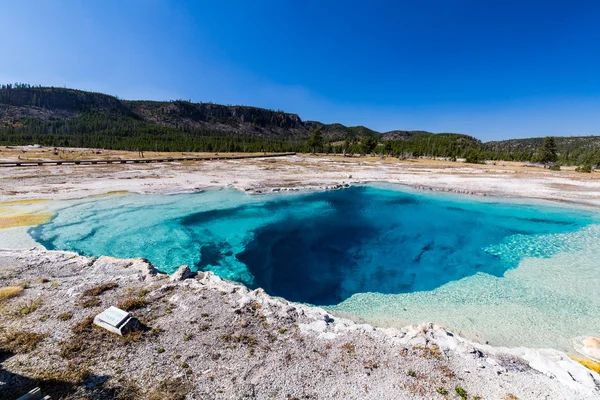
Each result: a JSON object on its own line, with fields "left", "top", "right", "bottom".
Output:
{"left": 539, "top": 136, "right": 558, "bottom": 165}
{"left": 307, "top": 129, "right": 324, "bottom": 154}
{"left": 360, "top": 136, "right": 377, "bottom": 155}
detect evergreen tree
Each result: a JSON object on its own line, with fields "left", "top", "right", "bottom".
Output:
{"left": 360, "top": 136, "right": 377, "bottom": 155}
{"left": 539, "top": 136, "right": 558, "bottom": 164}
{"left": 307, "top": 128, "right": 324, "bottom": 154}
{"left": 383, "top": 141, "right": 393, "bottom": 155}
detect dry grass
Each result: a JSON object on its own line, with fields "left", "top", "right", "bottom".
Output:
{"left": 147, "top": 377, "right": 191, "bottom": 400}
{"left": 422, "top": 342, "right": 444, "bottom": 359}
{"left": 13, "top": 298, "right": 43, "bottom": 315}
{"left": 0, "top": 145, "right": 268, "bottom": 162}
{"left": 60, "top": 316, "right": 96, "bottom": 360}
{"left": 79, "top": 297, "right": 101, "bottom": 308}
{"left": 117, "top": 297, "right": 148, "bottom": 311}
{"left": 0, "top": 286, "right": 24, "bottom": 301}
{"left": 82, "top": 281, "right": 118, "bottom": 297}
{"left": 341, "top": 343, "right": 356, "bottom": 354}
{"left": 0, "top": 267, "right": 16, "bottom": 280}
{"left": 0, "top": 328, "right": 47, "bottom": 353}
{"left": 71, "top": 315, "right": 95, "bottom": 335}
{"left": 57, "top": 312, "right": 73, "bottom": 321}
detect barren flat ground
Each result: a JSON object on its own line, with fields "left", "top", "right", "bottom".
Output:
{"left": 1, "top": 146, "right": 600, "bottom": 399}
{"left": 1, "top": 146, "right": 600, "bottom": 206}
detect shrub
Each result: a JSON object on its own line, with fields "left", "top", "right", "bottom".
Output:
{"left": 548, "top": 163, "right": 561, "bottom": 171}
{"left": 576, "top": 163, "right": 593, "bottom": 173}
{"left": 465, "top": 151, "right": 486, "bottom": 164}
{"left": 17, "top": 298, "right": 43, "bottom": 315}
{"left": 455, "top": 386, "right": 468, "bottom": 400}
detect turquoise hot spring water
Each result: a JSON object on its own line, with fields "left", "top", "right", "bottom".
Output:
{"left": 29, "top": 184, "right": 600, "bottom": 350}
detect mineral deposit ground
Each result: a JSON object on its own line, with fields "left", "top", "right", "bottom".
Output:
{"left": 1, "top": 150, "right": 599, "bottom": 399}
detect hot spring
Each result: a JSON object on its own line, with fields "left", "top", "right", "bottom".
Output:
{"left": 29, "top": 184, "right": 600, "bottom": 350}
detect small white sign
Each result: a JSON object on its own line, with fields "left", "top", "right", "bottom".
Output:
{"left": 97, "top": 306, "right": 129, "bottom": 328}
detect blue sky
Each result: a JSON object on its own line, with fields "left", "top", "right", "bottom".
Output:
{"left": 1, "top": 0, "right": 599, "bottom": 141}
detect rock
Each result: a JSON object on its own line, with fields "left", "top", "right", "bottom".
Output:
{"left": 195, "top": 271, "right": 207, "bottom": 280}
{"left": 486, "top": 357, "right": 499, "bottom": 366}
{"left": 300, "top": 320, "right": 328, "bottom": 334}
{"left": 471, "top": 349, "right": 485, "bottom": 358}
{"left": 323, "top": 314, "right": 334, "bottom": 324}
{"left": 170, "top": 265, "right": 196, "bottom": 281}
{"left": 128, "top": 257, "right": 159, "bottom": 279}
{"left": 574, "top": 336, "right": 600, "bottom": 362}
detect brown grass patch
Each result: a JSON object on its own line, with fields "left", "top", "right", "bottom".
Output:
{"left": 117, "top": 297, "right": 148, "bottom": 311}
{"left": 341, "top": 343, "right": 356, "bottom": 354}
{"left": 147, "top": 377, "right": 191, "bottom": 400}
{"left": 57, "top": 312, "right": 73, "bottom": 321}
{"left": 0, "top": 286, "right": 23, "bottom": 301}
{"left": 0, "top": 328, "right": 46, "bottom": 353}
{"left": 82, "top": 281, "right": 118, "bottom": 297}
{"left": 79, "top": 297, "right": 101, "bottom": 308}
{"left": 422, "top": 342, "right": 443, "bottom": 359}
{"left": 12, "top": 298, "right": 43, "bottom": 315}
{"left": 60, "top": 316, "right": 96, "bottom": 359}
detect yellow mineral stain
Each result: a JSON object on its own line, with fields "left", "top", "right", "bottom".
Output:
{"left": 0, "top": 213, "right": 54, "bottom": 229}
{"left": 0, "top": 199, "right": 53, "bottom": 229}
{"left": 0, "top": 199, "right": 47, "bottom": 206}
{"left": 570, "top": 355, "right": 600, "bottom": 374}
{"left": 89, "top": 190, "right": 129, "bottom": 197}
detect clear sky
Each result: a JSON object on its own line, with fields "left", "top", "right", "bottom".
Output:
{"left": 1, "top": 0, "right": 599, "bottom": 141}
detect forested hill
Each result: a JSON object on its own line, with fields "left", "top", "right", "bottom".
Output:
{"left": 1, "top": 84, "right": 598, "bottom": 165}
{"left": 487, "top": 136, "right": 600, "bottom": 156}
{"left": 0, "top": 84, "right": 479, "bottom": 152}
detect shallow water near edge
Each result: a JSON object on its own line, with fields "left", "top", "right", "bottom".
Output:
{"left": 29, "top": 185, "right": 600, "bottom": 349}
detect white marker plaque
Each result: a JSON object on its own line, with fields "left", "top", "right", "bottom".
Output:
{"left": 94, "top": 306, "right": 140, "bottom": 335}
{"left": 97, "top": 306, "right": 130, "bottom": 328}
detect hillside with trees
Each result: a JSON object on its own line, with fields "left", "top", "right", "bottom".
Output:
{"left": 486, "top": 136, "right": 600, "bottom": 165}
{"left": 1, "top": 84, "right": 599, "bottom": 165}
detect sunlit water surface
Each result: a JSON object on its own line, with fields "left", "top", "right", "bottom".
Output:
{"left": 29, "top": 184, "right": 600, "bottom": 349}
